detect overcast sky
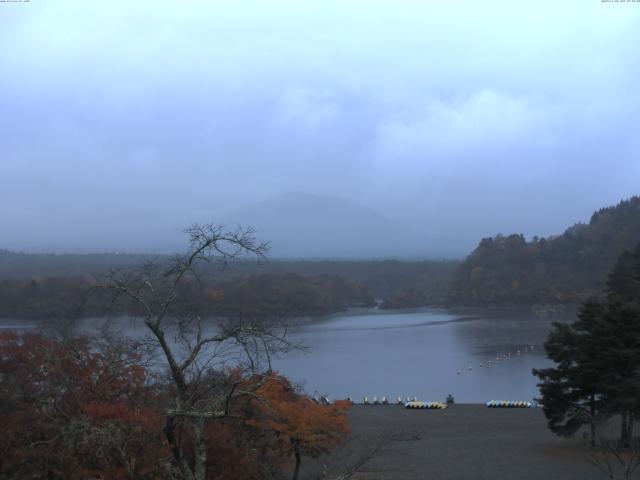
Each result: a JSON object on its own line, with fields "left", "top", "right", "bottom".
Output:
{"left": 1, "top": 1, "right": 638, "bottom": 256}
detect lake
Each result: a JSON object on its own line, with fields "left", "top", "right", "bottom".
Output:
{"left": 272, "top": 308, "right": 570, "bottom": 403}
{"left": 0, "top": 308, "right": 571, "bottom": 403}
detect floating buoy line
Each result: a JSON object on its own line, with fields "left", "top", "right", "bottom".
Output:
{"left": 335, "top": 344, "right": 540, "bottom": 408}
{"left": 454, "top": 344, "right": 536, "bottom": 376}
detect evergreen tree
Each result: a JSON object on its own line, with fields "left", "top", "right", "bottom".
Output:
{"left": 533, "top": 301, "right": 607, "bottom": 445}
{"left": 534, "top": 243, "right": 640, "bottom": 445}
{"left": 597, "top": 245, "right": 640, "bottom": 444}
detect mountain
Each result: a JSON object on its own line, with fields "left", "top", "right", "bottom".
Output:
{"left": 225, "top": 192, "right": 427, "bottom": 258}
{"left": 448, "top": 196, "right": 640, "bottom": 305}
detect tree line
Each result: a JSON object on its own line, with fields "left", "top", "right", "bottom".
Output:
{"left": 0, "top": 272, "right": 374, "bottom": 320}
{"left": 0, "top": 250, "right": 458, "bottom": 312}
{"left": 449, "top": 196, "right": 640, "bottom": 305}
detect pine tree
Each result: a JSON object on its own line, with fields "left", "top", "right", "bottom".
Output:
{"left": 534, "top": 244, "right": 640, "bottom": 445}
{"left": 533, "top": 301, "right": 607, "bottom": 445}
{"left": 597, "top": 245, "right": 640, "bottom": 445}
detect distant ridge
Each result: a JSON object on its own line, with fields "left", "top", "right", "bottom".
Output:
{"left": 0, "top": 249, "right": 158, "bottom": 279}
{"left": 448, "top": 196, "right": 640, "bottom": 305}
{"left": 225, "top": 192, "right": 427, "bottom": 258}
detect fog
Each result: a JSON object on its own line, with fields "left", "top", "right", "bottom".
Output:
{"left": 1, "top": 1, "right": 638, "bottom": 257}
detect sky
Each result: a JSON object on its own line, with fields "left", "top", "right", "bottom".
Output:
{"left": 1, "top": 0, "right": 639, "bottom": 257}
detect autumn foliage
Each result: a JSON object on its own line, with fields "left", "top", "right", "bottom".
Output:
{"left": 0, "top": 332, "right": 166, "bottom": 479}
{"left": 241, "top": 374, "right": 352, "bottom": 479}
{"left": 0, "top": 334, "right": 351, "bottom": 479}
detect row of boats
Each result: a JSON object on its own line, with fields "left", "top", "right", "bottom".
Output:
{"left": 485, "top": 400, "right": 533, "bottom": 408}
{"left": 405, "top": 401, "right": 448, "bottom": 409}
{"left": 345, "top": 396, "right": 534, "bottom": 408}
{"left": 357, "top": 396, "right": 424, "bottom": 405}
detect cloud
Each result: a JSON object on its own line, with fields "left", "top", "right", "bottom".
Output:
{"left": 374, "top": 90, "right": 552, "bottom": 171}
{"left": 0, "top": 1, "right": 638, "bottom": 254}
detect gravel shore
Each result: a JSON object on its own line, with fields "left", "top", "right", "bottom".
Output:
{"left": 303, "top": 404, "right": 624, "bottom": 480}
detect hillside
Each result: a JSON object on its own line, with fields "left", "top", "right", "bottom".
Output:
{"left": 448, "top": 196, "right": 640, "bottom": 305}
{"left": 225, "top": 192, "right": 429, "bottom": 258}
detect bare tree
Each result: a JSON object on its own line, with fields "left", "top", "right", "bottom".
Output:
{"left": 96, "top": 223, "right": 297, "bottom": 480}
{"left": 307, "top": 430, "right": 402, "bottom": 480}
{"left": 583, "top": 425, "right": 640, "bottom": 480}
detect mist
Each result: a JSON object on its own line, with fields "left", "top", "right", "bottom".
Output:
{"left": 1, "top": 1, "right": 638, "bottom": 257}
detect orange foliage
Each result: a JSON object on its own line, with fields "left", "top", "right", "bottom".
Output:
{"left": 203, "top": 421, "right": 273, "bottom": 480}
{"left": 0, "top": 333, "right": 349, "bottom": 480}
{"left": 0, "top": 332, "right": 166, "bottom": 479}
{"left": 243, "top": 374, "right": 351, "bottom": 462}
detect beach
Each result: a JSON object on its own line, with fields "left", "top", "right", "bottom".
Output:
{"left": 304, "top": 404, "right": 619, "bottom": 480}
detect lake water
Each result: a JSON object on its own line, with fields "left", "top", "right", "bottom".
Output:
{"left": 272, "top": 308, "right": 569, "bottom": 403}
{"left": 0, "top": 308, "right": 571, "bottom": 403}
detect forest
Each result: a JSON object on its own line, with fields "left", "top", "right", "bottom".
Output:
{"left": 0, "top": 273, "right": 374, "bottom": 319}
{"left": 448, "top": 197, "right": 640, "bottom": 306}
{"left": 0, "top": 251, "right": 456, "bottom": 318}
